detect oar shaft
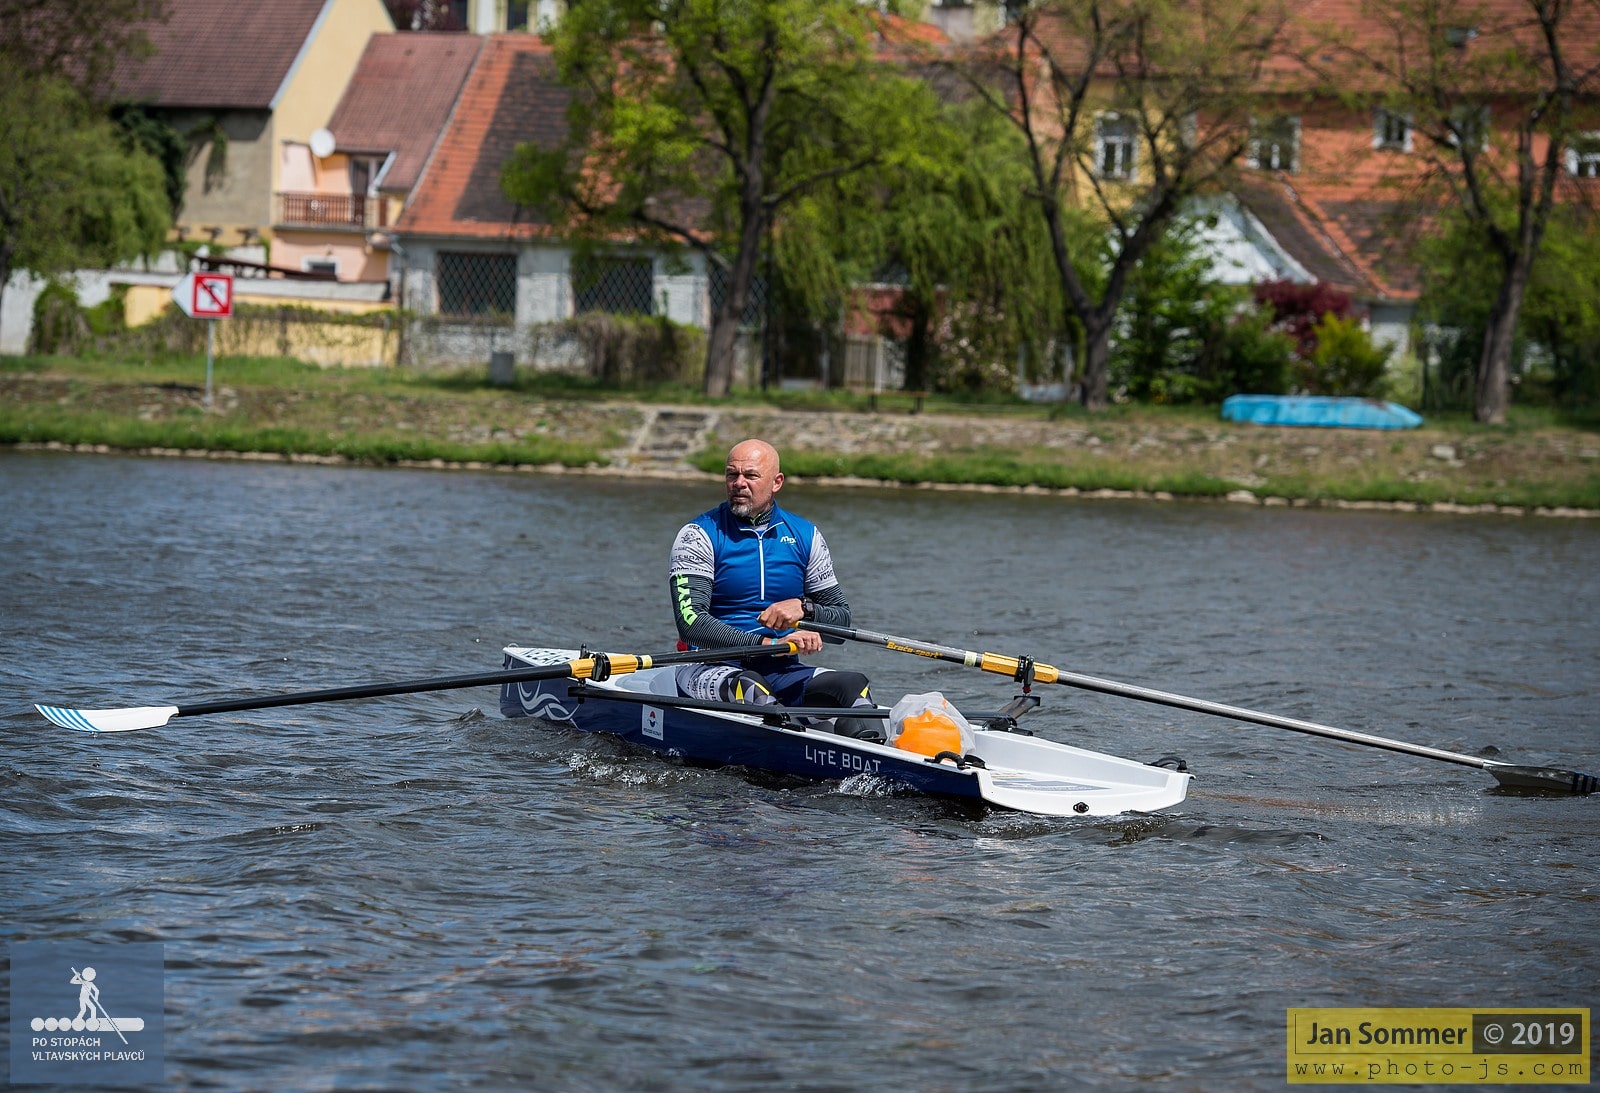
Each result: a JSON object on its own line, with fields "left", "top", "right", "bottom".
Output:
{"left": 172, "top": 642, "right": 795, "bottom": 720}
{"left": 175, "top": 663, "right": 598, "bottom": 719}
{"left": 804, "top": 622, "right": 1490, "bottom": 771}
{"left": 1041, "top": 667, "right": 1491, "bottom": 771}
{"left": 36, "top": 642, "right": 803, "bottom": 733}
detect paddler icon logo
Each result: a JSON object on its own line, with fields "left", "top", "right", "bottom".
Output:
{"left": 10, "top": 940, "right": 163, "bottom": 1083}
{"left": 29, "top": 964, "right": 147, "bottom": 1039}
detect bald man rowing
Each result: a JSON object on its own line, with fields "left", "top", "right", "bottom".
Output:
{"left": 668, "top": 439, "right": 879, "bottom": 739}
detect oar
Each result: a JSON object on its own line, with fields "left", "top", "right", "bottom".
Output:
{"left": 36, "top": 642, "right": 797, "bottom": 734}
{"left": 803, "top": 622, "right": 1597, "bottom": 795}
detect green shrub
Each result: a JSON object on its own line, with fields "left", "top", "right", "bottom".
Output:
{"left": 1111, "top": 221, "right": 1293, "bottom": 404}
{"left": 1301, "top": 313, "right": 1392, "bottom": 396}
{"left": 531, "top": 313, "right": 705, "bottom": 386}
{"left": 29, "top": 282, "right": 90, "bottom": 355}
{"left": 1210, "top": 305, "right": 1294, "bottom": 397}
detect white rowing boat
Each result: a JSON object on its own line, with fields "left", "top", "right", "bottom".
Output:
{"left": 497, "top": 646, "right": 1192, "bottom": 817}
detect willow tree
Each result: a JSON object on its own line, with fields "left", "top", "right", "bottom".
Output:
{"left": 503, "top": 0, "right": 928, "bottom": 396}
{"left": 777, "top": 96, "right": 1070, "bottom": 394}
{"left": 0, "top": 0, "right": 170, "bottom": 320}
{"left": 0, "top": 75, "right": 170, "bottom": 307}
{"left": 957, "top": 0, "right": 1294, "bottom": 409}
{"left": 1314, "top": 0, "right": 1600, "bottom": 424}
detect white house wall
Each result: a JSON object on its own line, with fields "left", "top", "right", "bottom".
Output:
{"left": 521, "top": 246, "right": 570, "bottom": 326}
{"left": 1187, "top": 194, "right": 1312, "bottom": 286}
{"left": 657, "top": 269, "right": 706, "bottom": 327}
{"left": 0, "top": 272, "right": 42, "bottom": 354}
{"left": 1368, "top": 303, "right": 1413, "bottom": 357}
{"left": 398, "top": 237, "right": 710, "bottom": 367}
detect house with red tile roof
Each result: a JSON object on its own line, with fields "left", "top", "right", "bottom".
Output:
{"left": 0, "top": 0, "right": 403, "bottom": 356}
{"left": 1202, "top": 0, "right": 1600, "bottom": 355}
{"left": 965, "top": 0, "right": 1598, "bottom": 363}
{"left": 109, "top": 0, "right": 395, "bottom": 254}
{"left": 393, "top": 34, "right": 718, "bottom": 365}
{"left": 274, "top": 32, "right": 483, "bottom": 282}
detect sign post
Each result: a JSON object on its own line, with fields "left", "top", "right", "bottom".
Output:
{"left": 171, "top": 271, "right": 235, "bottom": 406}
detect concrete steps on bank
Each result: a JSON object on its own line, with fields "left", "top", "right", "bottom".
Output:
{"left": 626, "top": 408, "right": 719, "bottom": 471}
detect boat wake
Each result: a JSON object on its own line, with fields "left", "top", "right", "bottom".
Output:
{"left": 833, "top": 771, "right": 916, "bottom": 800}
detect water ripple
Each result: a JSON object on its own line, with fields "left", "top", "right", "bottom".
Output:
{"left": 3, "top": 455, "right": 1596, "bottom": 1089}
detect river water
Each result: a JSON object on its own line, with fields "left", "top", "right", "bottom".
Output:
{"left": 2, "top": 451, "right": 1596, "bottom": 1090}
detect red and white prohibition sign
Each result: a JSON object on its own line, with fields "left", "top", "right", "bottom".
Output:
{"left": 171, "top": 271, "right": 235, "bottom": 319}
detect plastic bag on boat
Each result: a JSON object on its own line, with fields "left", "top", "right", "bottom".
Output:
{"left": 886, "top": 692, "right": 975, "bottom": 758}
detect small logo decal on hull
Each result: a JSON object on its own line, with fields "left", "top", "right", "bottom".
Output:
{"left": 513, "top": 685, "right": 576, "bottom": 723}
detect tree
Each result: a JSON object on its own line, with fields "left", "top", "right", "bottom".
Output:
{"left": 1253, "top": 280, "right": 1358, "bottom": 358}
{"left": 502, "top": 0, "right": 927, "bottom": 396}
{"left": 1252, "top": 280, "right": 1392, "bottom": 395}
{"left": 775, "top": 95, "right": 1067, "bottom": 394}
{"left": 0, "top": 74, "right": 171, "bottom": 317}
{"left": 0, "top": 0, "right": 170, "bottom": 320}
{"left": 1318, "top": 0, "right": 1600, "bottom": 423}
{"left": 1418, "top": 202, "right": 1600, "bottom": 411}
{"left": 0, "top": 0, "right": 166, "bottom": 93}
{"left": 1113, "top": 220, "right": 1294, "bottom": 403}
{"left": 955, "top": 0, "right": 1294, "bottom": 410}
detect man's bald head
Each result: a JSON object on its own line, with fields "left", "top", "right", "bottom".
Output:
{"left": 725, "top": 439, "right": 784, "bottom": 521}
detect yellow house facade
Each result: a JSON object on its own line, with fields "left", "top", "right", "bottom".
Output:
{"left": 111, "top": 0, "right": 394, "bottom": 253}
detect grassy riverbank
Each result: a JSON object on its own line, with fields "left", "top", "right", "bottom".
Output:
{"left": 4, "top": 353, "right": 1599, "bottom": 513}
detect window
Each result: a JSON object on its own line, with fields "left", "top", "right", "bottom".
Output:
{"left": 573, "top": 255, "right": 654, "bottom": 316}
{"left": 1095, "top": 113, "right": 1138, "bottom": 180}
{"left": 1448, "top": 104, "right": 1490, "bottom": 150}
{"left": 303, "top": 257, "right": 339, "bottom": 279}
{"left": 437, "top": 251, "right": 516, "bottom": 317}
{"left": 1566, "top": 132, "right": 1600, "bottom": 178}
{"left": 1250, "top": 115, "right": 1299, "bottom": 171}
{"left": 507, "top": 0, "right": 530, "bottom": 31}
{"left": 1374, "top": 107, "right": 1412, "bottom": 152}
{"left": 348, "top": 156, "right": 385, "bottom": 196}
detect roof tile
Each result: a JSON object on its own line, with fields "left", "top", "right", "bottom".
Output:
{"left": 326, "top": 33, "right": 483, "bottom": 191}
{"left": 398, "top": 35, "right": 571, "bottom": 239}
{"left": 111, "top": 0, "right": 336, "bottom": 109}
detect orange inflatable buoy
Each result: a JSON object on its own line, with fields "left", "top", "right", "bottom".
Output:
{"left": 893, "top": 709, "right": 965, "bottom": 757}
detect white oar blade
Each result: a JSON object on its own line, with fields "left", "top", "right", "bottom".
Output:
{"left": 36, "top": 704, "right": 179, "bottom": 733}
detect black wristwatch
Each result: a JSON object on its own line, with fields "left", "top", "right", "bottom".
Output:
{"left": 801, "top": 597, "right": 816, "bottom": 620}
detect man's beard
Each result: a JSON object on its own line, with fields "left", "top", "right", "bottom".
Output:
{"left": 729, "top": 496, "right": 771, "bottom": 523}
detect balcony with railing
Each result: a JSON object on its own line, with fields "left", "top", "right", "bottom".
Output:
{"left": 275, "top": 192, "right": 386, "bottom": 230}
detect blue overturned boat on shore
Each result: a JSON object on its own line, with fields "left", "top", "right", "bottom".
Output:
{"left": 1222, "top": 395, "right": 1423, "bottom": 430}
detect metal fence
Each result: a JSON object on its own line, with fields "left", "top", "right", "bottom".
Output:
{"left": 709, "top": 264, "right": 766, "bottom": 327}
{"left": 572, "top": 255, "right": 655, "bottom": 316}
{"left": 437, "top": 252, "right": 517, "bottom": 317}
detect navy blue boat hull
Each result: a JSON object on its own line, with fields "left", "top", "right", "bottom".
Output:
{"left": 498, "top": 651, "right": 986, "bottom": 803}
